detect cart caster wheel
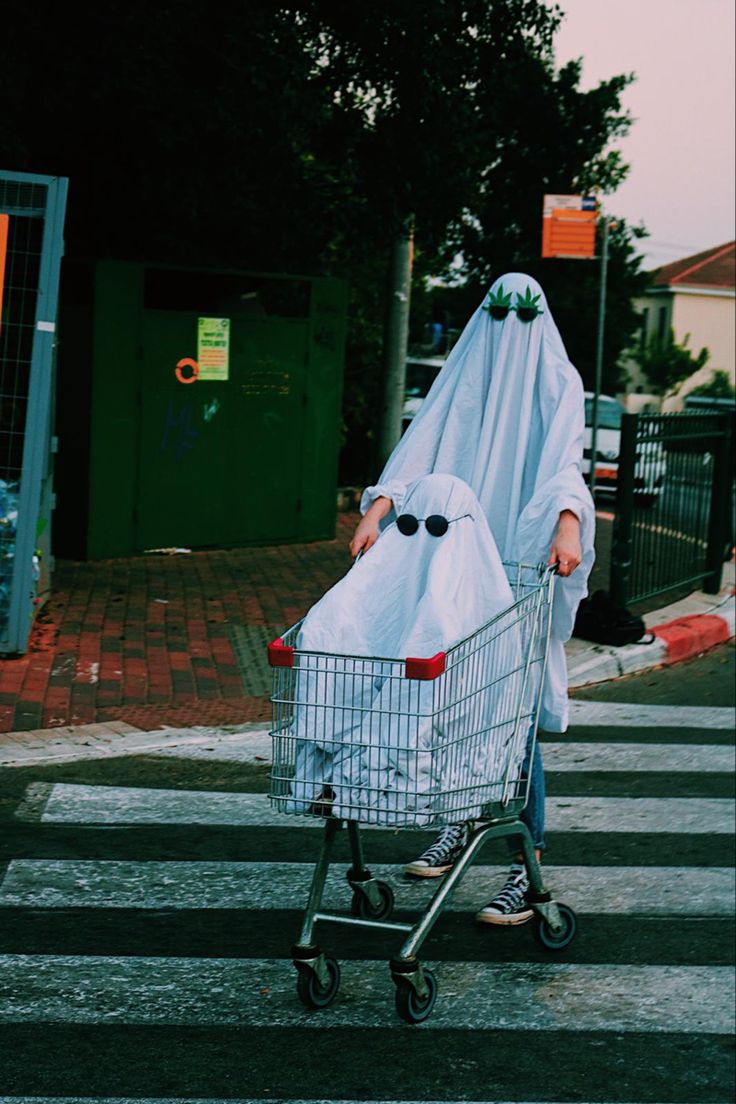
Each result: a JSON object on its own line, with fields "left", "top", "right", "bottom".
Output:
{"left": 533, "top": 904, "right": 577, "bottom": 951}
{"left": 295, "top": 957, "right": 341, "bottom": 1009}
{"left": 351, "top": 880, "right": 395, "bottom": 921}
{"left": 395, "top": 969, "right": 438, "bottom": 1024}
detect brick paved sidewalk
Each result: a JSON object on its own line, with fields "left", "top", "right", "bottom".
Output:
{"left": 0, "top": 516, "right": 360, "bottom": 733}
{"left": 0, "top": 513, "right": 612, "bottom": 734}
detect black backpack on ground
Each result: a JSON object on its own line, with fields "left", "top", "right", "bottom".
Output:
{"left": 573, "top": 589, "right": 653, "bottom": 647}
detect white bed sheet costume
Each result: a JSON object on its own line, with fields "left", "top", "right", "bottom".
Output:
{"left": 285, "top": 473, "right": 527, "bottom": 825}
{"left": 363, "top": 273, "right": 595, "bottom": 733}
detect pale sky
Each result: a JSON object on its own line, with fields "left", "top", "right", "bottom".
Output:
{"left": 553, "top": 0, "right": 735, "bottom": 269}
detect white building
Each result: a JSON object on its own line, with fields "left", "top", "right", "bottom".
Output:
{"left": 628, "top": 241, "right": 735, "bottom": 410}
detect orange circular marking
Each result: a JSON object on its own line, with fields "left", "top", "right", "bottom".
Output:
{"left": 175, "top": 358, "right": 199, "bottom": 384}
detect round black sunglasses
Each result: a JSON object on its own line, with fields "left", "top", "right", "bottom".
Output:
{"left": 396, "top": 513, "right": 471, "bottom": 537}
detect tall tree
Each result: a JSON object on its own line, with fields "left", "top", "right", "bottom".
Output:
{"left": 440, "top": 55, "right": 650, "bottom": 394}
{"left": 633, "top": 329, "right": 710, "bottom": 396}
{"left": 0, "top": 1, "right": 646, "bottom": 481}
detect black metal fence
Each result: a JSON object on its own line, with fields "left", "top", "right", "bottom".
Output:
{"left": 610, "top": 411, "right": 734, "bottom": 608}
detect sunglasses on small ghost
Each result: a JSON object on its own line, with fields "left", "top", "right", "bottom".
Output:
{"left": 396, "top": 513, "right": 471, "bottom": 537}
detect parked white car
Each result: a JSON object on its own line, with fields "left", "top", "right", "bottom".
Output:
{"left": 583, "top": 392, "right": 666, "bottom": 503}
{"left": 401, "top": 355, "right": 446, "bottom": 433}
{"left": 404, "top": 377, "right": 665, "bottom": 503}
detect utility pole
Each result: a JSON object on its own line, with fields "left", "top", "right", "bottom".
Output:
{"left": 377, "top": 215, "right": 414, "bottom": 469}
{"left": 541, "top": 192, "right": 604, "bottom": 493}
{"left": 588, "top": 215, "right": 610, "bottom": 495}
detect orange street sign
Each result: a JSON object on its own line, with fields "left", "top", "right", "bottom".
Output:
{"left": 0, "top": 214, "right": 8, "bottom": 333}
{"left": 542, "top": 194, "right": 598, "bottom": 259}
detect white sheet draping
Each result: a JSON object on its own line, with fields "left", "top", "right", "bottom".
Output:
{"left": 361, "top": 273, "right": 595, "bottom": 731}
{"left": 286, "top": 474, "right": 525, "bottom": 825}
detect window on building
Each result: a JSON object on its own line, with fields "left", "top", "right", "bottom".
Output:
{"left": 657, "top": 305, "right": 668, "bottom": 345}
{"left": 640, "top": 307, "right": 649, "bottom": 346}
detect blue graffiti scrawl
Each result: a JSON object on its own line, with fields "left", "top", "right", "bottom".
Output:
{"left": 203, "top": 397, "right": 220, "bottom": 423}
{"left": 160, "top": 401, "right": 199, "bottom": 461}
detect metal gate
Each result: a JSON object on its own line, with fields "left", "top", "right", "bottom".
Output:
{"left": 0, "top": 171, "right": 68, "bottom": 653}
{"left": 610, "top": 411, "right": 734, "bottom": 608}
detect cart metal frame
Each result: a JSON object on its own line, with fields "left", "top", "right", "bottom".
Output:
{"left": 268, "top": 561, "right": 577, "bottom": 1022}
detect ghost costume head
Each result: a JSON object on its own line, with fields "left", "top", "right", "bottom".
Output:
{"left": 362, "top": 274, "right": 596, "bottom": 731}
{"left": 284, "top": 474, "right": 526, "bottom": 824}
{"left": 299, "top": 473, "right": 513, "bottom": 662}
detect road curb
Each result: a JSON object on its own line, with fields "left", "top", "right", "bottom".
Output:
{"left": 568, "top": 584, "right": 735, "bottom": 690}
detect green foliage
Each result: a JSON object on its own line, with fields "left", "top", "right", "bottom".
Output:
{"left": 437, "top": 48, "right": 649, "bottom": 396}
{"left": 0, "top": 0, "right": 647, "bottom": 482}
{"left": 423, "top": 219, "right": 649, "bottom": 396}
{"left": 634, "top": 329, "right": 711, "bottom": 396}
{"left": 687, "top": 370, "right": 735, "bottom": 399}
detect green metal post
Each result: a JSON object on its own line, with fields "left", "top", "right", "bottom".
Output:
{"left": 703, "top": 413, "right": 734, "bottom": 594}
{"left": 610, "top": 412, "right": 639, "bottom": 608}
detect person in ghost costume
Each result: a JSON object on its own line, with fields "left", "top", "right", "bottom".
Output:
{"left": 350, "top": 273, "right": 595, "bottom": 923}
{"left": 282, "top": 473, "right": 528, "bottom": 826}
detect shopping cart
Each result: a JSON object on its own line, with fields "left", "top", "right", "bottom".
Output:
{"left": 267, "top": 561, "right": 577, "bottom": 1023}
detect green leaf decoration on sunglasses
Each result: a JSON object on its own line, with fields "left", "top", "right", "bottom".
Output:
{"left": 515, "top": 286, "right": 544, "bottom": 317}
{"left": 483, "top": 284, "right": 514, "bottom": 311}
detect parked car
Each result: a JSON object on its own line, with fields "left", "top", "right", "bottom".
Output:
{"left": 401, "top": 355, "right": 446, "bottom": 433}
{"left": 583, "top": 392, "right": 666, "bottom": 504}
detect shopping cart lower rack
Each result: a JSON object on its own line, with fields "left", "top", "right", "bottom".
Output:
{"left": 267, "top": 562, "right": 577, "bottom": 1023}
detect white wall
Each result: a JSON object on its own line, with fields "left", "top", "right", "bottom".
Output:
{"left": 624, "top": 287, "right": 734, "bottom": 407}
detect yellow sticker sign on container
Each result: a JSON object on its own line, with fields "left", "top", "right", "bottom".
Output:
{"left": 197, "top": 317, "right": 230, "bottom": 381}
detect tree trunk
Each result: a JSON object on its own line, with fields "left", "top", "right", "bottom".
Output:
{"left": 376, "top": 215, "right": 414, "bottom": 469}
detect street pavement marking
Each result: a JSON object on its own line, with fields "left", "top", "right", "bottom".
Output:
{"left": 543, "top": 742, "right": 734, "bottom": 771}
{"left": 31, "top": 784, "right": 736, "bottom": 833}
{"left": 1, "top": 700, "right": 733, "bottom": 769}
{"left": 1, "top": 860, "right": 732, "bottom": 915}
{"left": 5, "top": 732, "right": 731, "bottom": 771}
{"left": 0, "top": 725, "right": 273, "bottom": 768}
{"left": 568, "top": 701, "right": 735, "bottom": 729}
{"left": 0, "top": 956, "right": 732, "bottom": 1033}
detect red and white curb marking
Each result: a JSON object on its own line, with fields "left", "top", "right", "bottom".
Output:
{"left": 568, "top": 588, "right": 735, "bottom": 689}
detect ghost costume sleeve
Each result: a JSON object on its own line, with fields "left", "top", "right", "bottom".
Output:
{"left": 359, "top": 273, "right": 595, "bottom": 733}
{"left": 512, "top": 348, "right": 595, "bottom": 732}
{"left": 360, "top": 479, "right": 409, "bottom": 517}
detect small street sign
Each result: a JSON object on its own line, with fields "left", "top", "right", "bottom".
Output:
{"left": 542, "top": 194, "right": 598, "bottom": 259}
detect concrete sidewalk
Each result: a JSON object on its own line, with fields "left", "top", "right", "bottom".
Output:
{"left": 0, "top": 508, "right": 731, "bottom": 738}
{"left": 567, "top": 561, "right": 735, "bottom": 688}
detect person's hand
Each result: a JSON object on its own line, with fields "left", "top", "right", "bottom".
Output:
{"left": 349, "top": 514, "right": 381, "bottom": 558}
{"left": 548, "top": 510, "right": 582, "bottom": 578}
{"left": 348, "top": 496, "right": 394, "bottom": 558}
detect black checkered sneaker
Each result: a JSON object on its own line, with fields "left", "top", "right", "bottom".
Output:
{"left": 475, "top": 862, "right": 534, "bottom": 925}
{"left": 404, "top": 822, "right": 471, "bottom": 878}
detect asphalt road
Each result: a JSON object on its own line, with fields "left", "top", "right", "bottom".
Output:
{"left": 574, "top": 639, "right": 735, "bottom": 707}
{"left": 0, "top": 648, "right": 733, "bottom": 1102}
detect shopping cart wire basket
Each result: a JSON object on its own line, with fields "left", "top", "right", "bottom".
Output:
{"left": 267, "top": 561, "right": 578, "bottom": 1023}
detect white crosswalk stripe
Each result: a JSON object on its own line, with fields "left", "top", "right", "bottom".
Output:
{"left": 1, "top": 701, "right": 734, "bottom": 1102}
{"left": 1, "top": 955, "right": 733, "bottom": 1033}
{"left": 0, "top": 1099, "right": 676, "bottom": 1104}
{"left": 568, "top": 701, "right": 735, "bottom": 728}
{"left": 542, "top": 741, "right": 734, "bottom": 772}
{"left": 1, "top": 859, "right": 732, "bottom": 915}
{"left": 23, "top": 782, "right": 735, "bottom": 833}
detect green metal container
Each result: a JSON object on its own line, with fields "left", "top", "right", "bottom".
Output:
{"left": 54, "top": 261, "right": 346, "bottom": 558}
